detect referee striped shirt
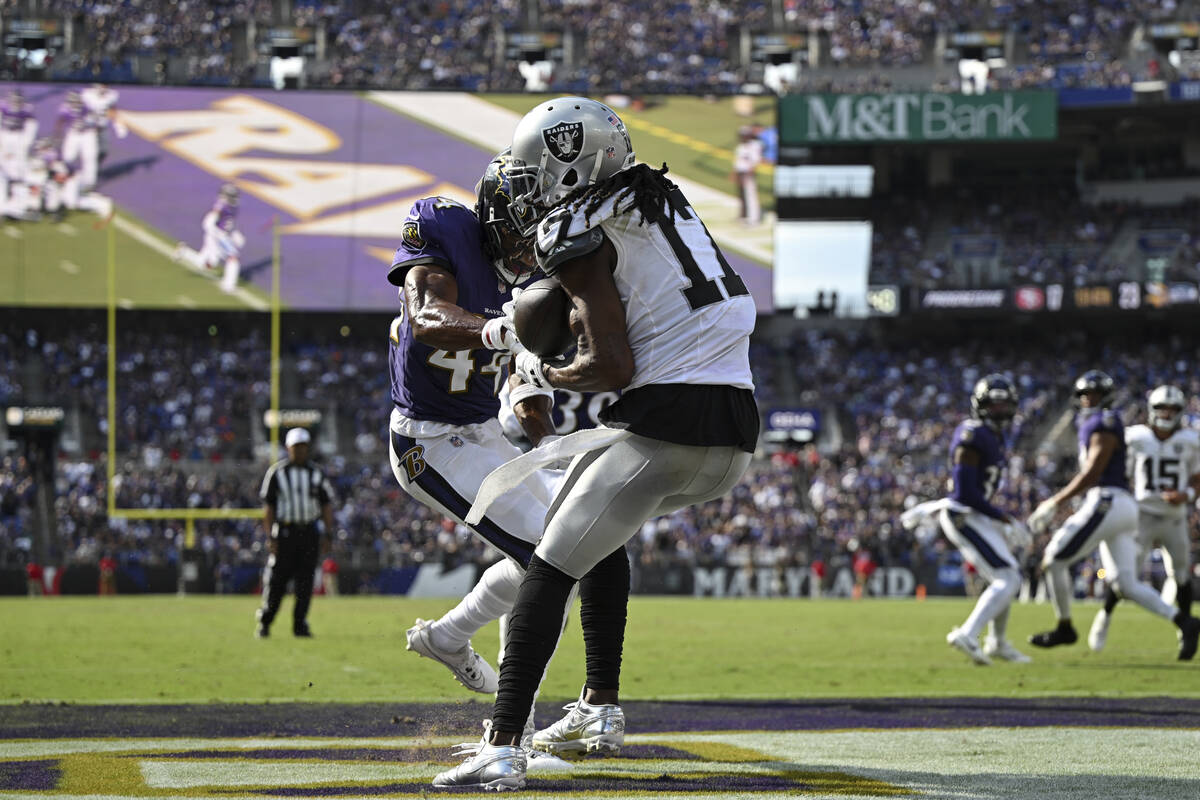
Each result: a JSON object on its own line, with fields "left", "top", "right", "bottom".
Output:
{"left": 260, "top": 459, "right": 335, "bottom": 527}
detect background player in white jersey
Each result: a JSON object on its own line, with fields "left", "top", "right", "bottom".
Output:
{"left": 33, "top": 138, "right": 112, "bottom": 221}
{"left": 1088, "top": 384, "right": 1200, "bottom": 651}
{"left": 173, "top": 184, "right": 245, "bottom": 292}
{"left": 0, "top": 89, "right": 37, "bottom": 218}
{"left": 1027, "top": 371, "right": 1200, "bottom": 659}
{"left": 79, "top": 83, "right": 126, "bottom": 177}
{"left": 435, "top": 97, "right": 759, "bottom": 791}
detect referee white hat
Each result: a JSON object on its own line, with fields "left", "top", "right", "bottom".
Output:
{"left": 285, "top": 427, "right": 311, "bottom": 447}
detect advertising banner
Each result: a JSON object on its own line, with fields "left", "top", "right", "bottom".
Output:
{"left": 780, "top": 91, "right": 1057, "bottom": 144}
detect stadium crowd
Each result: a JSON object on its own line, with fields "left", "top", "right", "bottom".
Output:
{"left": 868, "top": 190, "right": 1200, "bottom": 290}
{"left": 3, "top": 314, "right": 1197, "bottom": 598}
{"left": 19, "top": 0, "right": 1200, "bottom": 92}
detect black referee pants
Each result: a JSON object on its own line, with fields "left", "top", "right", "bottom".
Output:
{"left": 259, "top": 525, "right": 320, "bottom": 633}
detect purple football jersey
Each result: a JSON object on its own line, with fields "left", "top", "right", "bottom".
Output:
{"left": 213, "top": 198, "right": 237, "bottom": 231}
{"left": 949, "top": 420, "right": 1005, "bottom": 501}
{"left": 388, "top": 197, "right": 515, "bottom": 425}
{"left": 1, "top": 102, "right": 33, "bottom": 132}
{"left": 1077, "top": 409, "right": 1129, "bottom": 490}
{"left": 57, "top": 104, "right": 87, "bottom": 132}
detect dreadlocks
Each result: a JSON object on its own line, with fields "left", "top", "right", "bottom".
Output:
{"left": 557, "top": 163, "right": 679, "bottom": 227}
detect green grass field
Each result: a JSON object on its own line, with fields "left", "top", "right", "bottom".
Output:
{"left": 4, "top": 596, "right": 1198, "bottom": 704}
{"left": 0, "top": 213, "right": 269, "bottom": 310}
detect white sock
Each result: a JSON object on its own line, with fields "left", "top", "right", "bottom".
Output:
{"left": 962, "top": 571, "right": 1018, "bottom": 640}
{"left": 429, "top": 558, "right": 523, "bottom": 652}
{"left": 1116, "top": 577, "right": 1178, "bottom": 621}
{"left": 989, "top": 605, "right": 1010, "bottom": 643}
{"left": 1045, "top": 562, "right": 1073, "bottom": 622}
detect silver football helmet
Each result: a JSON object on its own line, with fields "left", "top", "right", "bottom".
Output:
{"left": 507, "top": 96, "right": 636, "bottom": 234}
{"left": 1148, "top": 384, "right": 1186, "bottom": 433}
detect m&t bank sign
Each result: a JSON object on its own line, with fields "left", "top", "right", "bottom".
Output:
{"left": 780, "top": 91, "right": 1057, "bottom": 144}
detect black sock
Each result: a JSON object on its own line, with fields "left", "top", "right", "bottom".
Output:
{"left": 1057, "top": 618, "right": 1074, "bottom": 632}
{"left": 1103, "top": 583, "right": 1120, "bottom": 615}
{"left": 1178, "top": 581, "right": 1193, "bottom": 618}
{"left": 579, "top": 546, "right": 631, "bottom": 694}
{"left": 492, "top": 555, "right": 577, "bottom": 734}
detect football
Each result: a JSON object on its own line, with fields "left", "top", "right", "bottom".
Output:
{"left": 513, "top": 278, "right": 575, "bottom": 358}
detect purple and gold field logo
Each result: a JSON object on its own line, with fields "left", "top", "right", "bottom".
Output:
{"left": 0, "top": 740, "right": 907, "bottom": 798}
{"left": 543, "top": 122, "right": 584, "bottom": 163}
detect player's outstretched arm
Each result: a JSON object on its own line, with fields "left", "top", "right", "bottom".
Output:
{"left": 541, "top": 238, "right": 633, "bottom": 392}
{"left": 403, "top": 264, "right": 491, "bottom": 351}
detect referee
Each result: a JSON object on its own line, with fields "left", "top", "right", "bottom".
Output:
{"left": 255, "top": 427, "right": 336, "bottom": 638}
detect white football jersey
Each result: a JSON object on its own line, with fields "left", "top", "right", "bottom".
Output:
{"left": 1125, "top": 424, "right": 1200, "bottom": 518}
{"left": 539, "top": 189, "right": 756, "bottom": 391}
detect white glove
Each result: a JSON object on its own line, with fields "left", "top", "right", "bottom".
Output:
{"left": 514, "top": 350, "right": 550, "bottom": 390}
{"left": 231, "top": 230, "right": 246, "bottom": 249}
{"left": 1004, "top": 519, "right": 1033, "bottom": 550}
{"left": 1027, "top": 499, "right": 1059, "bottom": 535}
{"left": 113, "top": 120, "right": 129, "bottom": 139}
{"left": 500, "top": 287, "right": 523, "bottom": 320}
{"left": 480, "top": 316, "right": 523, "bottom": 352}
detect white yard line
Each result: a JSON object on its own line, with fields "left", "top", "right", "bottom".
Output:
{"left": 110, "top": 214, "right": 269, "bottom": 311}
{"left": 58, "top": 259, "right": 81, "bottom": 275}
{"left": 367, "top": 91, "right": 772, "bottom": 265}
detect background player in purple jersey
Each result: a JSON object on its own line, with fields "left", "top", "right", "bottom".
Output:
{"left": 908, "top": 375, "right": 1033, "bottom": 666}
{"left": 1027, "top": 370, "right": 1200, "bottom": 659}
{"left": 387, "top": 153, "right": 574, "bottom": 770}
{"left": 173, "top": 184, "right": 245, "bottom": 292}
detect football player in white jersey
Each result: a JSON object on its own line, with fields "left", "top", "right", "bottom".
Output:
{"left": 434, "top": 97, "right": 758, "bottom": 791}
{"left": 1088, "top": 384, "right": 1200, "bottom": 651}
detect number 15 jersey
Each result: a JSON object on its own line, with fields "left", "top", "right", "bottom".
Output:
{"left": 1126, "top": 423, "right": 1200, "bottom": 518}
{"left": 534, "top": 184, "right": 756, "bottom": 392}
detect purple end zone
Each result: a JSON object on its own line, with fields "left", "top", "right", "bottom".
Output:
{"left": 0, "top": 760, "right": 61, "bottom": 791}
{"left": 2, "top": 697, "right": 1198, "bottom": 740}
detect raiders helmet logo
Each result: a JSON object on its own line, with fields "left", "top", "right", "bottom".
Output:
{"left": 402, "top": 219, "right": 424, "bottom": 250}
{"left": 543, "top": 122, "right": 584, "bottom": 163}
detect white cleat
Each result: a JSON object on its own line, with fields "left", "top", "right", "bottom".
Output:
{"left": 983, "top": 636, "right": 1032, "bottom": 663}
{"left": 531, "top": 687, "right": 625, "bottom": 758}
{"left": 947, "top": 628, "right": 992, "bottom": 665}
{"left": 1088, "top": 610, "right": 1110, "bottom": 652}
{"left": 405, "top": 618, "right": 498, "bottom": 694}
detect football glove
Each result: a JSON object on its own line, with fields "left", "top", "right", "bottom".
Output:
{"left": 480, "top": 316, "right": 523, "bottom": 353}
{"left": 1027, "top": 498, "right": 1059, "bottom": 535}
{"left": 514, "top": 350, "right": 550, "bottom": 390}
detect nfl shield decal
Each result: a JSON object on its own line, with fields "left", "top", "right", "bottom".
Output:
{"left": 402, "top": 219, "right": 424, "bottom": 250}
{"left": 543, "top": 121, "right": 584, "bottom": 162}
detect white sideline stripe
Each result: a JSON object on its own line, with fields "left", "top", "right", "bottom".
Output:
{"left": 5, "top": 224, "right": 22, "bottom": 239}
{"left": 57, "top": 222, "right": 78, "bottom": 235}
{"left": 59, "top": 259, "right": 81, "bottom": 275}
{"left": 367, "top": 91, "right": 771, "bottom": 265}
{"left": 110, "top": 214, "right": 269, "bottom": 311}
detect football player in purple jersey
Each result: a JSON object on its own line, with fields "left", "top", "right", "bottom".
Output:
{"left": 935, "top": 375, "right": 1033, "bottom": 665}
{"left": 173, "top": 184, "right": 246, "bottom": 292}
{"left": 388, "top": 152, "right": 574, "bottom": 770}
{"left": 1027, "top": 370, "right": 1200, "bottom": 659}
